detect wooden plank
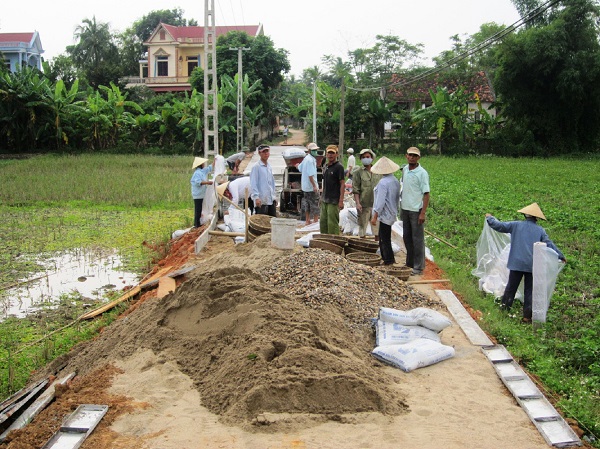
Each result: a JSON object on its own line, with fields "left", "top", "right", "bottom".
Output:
{"left": 0, "top": 379, "right": 47, "bottom": 417}
{"left": 0, "top": 373, "right": 76, "bottom": 442}
{"left": 78, "top": 266, "right": 173, "bottom": 320}
{"left": 157, "top": 277, "right": 177, "bottom": 299}
{"left": 0, "top": 379, "right": 48, "bottom": 431}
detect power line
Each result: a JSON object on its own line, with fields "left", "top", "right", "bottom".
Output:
{"left": 348, "top": 0, "right": 562, "bottom": 93}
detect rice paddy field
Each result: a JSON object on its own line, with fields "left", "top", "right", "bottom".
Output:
{"left": 0, "top": 153, "right": 598, "bottom": 444}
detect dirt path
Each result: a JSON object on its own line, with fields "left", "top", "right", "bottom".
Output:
{"left": 284, "top": 127, "right": 307, "bottom": 146}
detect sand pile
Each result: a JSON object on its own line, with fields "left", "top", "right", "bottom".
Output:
{"left": 42, "top": 236, "right": 448, "bottom": 429}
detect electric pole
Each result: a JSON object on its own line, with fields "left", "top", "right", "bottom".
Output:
{"left": 203, "top": 0, "right": 218, "bottom": 156}
{"left": 230, "top": 46, "right": 250, "bottom": 152}
{"left": 339, "top": 78, "right": 345, "bottom": 154}
{"left": 312, "top": 81, "right": 317, "bottom": 144}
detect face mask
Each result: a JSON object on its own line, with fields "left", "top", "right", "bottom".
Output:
{"left": 361, "top": 157, "right": 373, "bottom": 165}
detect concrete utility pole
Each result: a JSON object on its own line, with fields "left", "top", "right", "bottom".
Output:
{"left": 203, "top": 0, "right": 219, "bottom": 156}
{"left": 230, "top": 46, "right": 250, "bottom": 152}
{"left": 338, "top": 78, "right": 346, "bottom": 154}
{"left": 312, "top": 81, "right": 317, "bottom": 144}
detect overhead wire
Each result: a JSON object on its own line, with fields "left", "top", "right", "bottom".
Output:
{"left": 347, "top": 0, "right": 562, "bottom": 92}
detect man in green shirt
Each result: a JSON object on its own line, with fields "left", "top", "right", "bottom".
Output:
{"left": 352, "top": 149, "right": 381, "bottom": 240}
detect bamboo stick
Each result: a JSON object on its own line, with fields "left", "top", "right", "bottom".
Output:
{"left": 425, "top": 230, "right": 457, "bottom": 249}
{"left": 406, "top": 279, "right": 450, "bottom": 285}
{"left": 209, "top": 230, "right": 245, "bottom": 237}
{"left": 218, "top": 191, "right": 247, "bottom": 214}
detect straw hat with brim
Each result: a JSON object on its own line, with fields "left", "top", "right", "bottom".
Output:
{"left": 371, "top": 156, "right": 400, "bottom": 175}
{"left": 517, "top": 202, "right": 546, "bottom": 220}
{"left": 192, "top": 157, "right": 208, "bottom": 169}
{"left": 359, "top": 148, "right": 376, "bottom": 158}
{"left": 216, "top": 181, "right": 230, "bottom": 197}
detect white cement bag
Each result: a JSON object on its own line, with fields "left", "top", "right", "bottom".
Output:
{"left": 296, "top": 231, "right": 320, "bottom": 248}
{"left": 532, "top": 242, "right": 564, "bottom": 323}
{"left": 171, "top": 228, "right": 191, "bottom": 239}
{"left": 375, "top": 321, "right": 441, "bottom": 346}
{"left": 372, "top": 339, "right": 455, "bottom": 372}
{"left": 224, "top": 209, "right": 247, "bottom": 234}
{"left": 379, "top": 307, "right": 452, "bottom": 332}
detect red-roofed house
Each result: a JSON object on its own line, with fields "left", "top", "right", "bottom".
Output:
{"left": 0, "top": 31, "right": 44, "bottom": 73}
{"left": 127, "top": 23, "right": 263, "bottom": 92}
{"left": 388, "top": 71, "right": 497, "bottom": 119}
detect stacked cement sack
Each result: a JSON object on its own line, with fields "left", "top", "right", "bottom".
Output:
{"left": 372, "top": 307, "right": 454, "bottom": 372}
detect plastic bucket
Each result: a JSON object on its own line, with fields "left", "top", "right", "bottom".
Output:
{"left": 270, "top": 218, "right": 297, "bottom": 250}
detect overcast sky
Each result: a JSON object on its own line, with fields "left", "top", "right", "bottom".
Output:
{"left": 2, "top": 0, "right": 521, "bottom": 76}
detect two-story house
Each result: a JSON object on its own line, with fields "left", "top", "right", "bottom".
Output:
{"left": 130, "top": 23, "right": 263, "bottom": 93}
{"left": 0, "top": 31, "right": 44, "bottom": 73}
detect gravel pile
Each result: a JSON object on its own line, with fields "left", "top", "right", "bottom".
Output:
{"left": 262, "top": 248, "right": 442, "bottom": 329}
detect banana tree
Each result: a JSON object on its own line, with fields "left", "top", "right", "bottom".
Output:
{"left": 42, "top": 79, "right": 83, "bottom": 148}
{"left": 98, "top": 83, "right": 143, "bottom": 147}
{"left": 177, "top": 89, "right": 204, "bottom": 152}
{"left": 0, "top": 68, "right": 51, "bottom": 151}
{"left": 411, "top": 86, "right": 473, "bottom": 153}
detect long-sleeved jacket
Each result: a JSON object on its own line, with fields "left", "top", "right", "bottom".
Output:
{"left": 486, "top": 216, "right": 565, "bottom": 272}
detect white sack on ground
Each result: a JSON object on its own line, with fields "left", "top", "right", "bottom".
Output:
{"left": 532, "top": 242, "right": 565, "bottom": 323}
{"left": 472, "top": 219, "right": 523, "bottom": 300}
{"left": 372, "top": 339, "right": 455, "bottom": 372}
{"left": 296, "top": 231, "right": 320, "bottom": 248}
{"left": 224, "top": 209, "right": 247, "bottom": 234}
{"left": 379, "top": 307, "right": 452, "bottom": 332}
{"left": 375, "top": 320, "right": 441, "bottom": 346}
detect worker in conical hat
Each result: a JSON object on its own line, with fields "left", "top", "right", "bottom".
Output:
{"left": 191, "top": 156, "right": 216, "bottom": 228}
{"left": 370, "top": 156, "right": 401, "bottom": 265}
{"left": 485, "top": 202, "right": 566, "bottom": 323}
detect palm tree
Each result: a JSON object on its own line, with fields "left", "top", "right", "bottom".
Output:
{"left": 68, "top": 16, "right": 119, "bottom": 88}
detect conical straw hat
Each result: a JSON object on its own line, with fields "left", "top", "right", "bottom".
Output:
{"left": 370, "top": 156, "right": 400, "bottom": 175}
{"left": 192, "top": 157, "right": 208, "bottom": 169}
{"left": 517, "top": 202, "right": 546, "bottom": 220}
{"left": 216, "top": 181, "right": 230, "bottom": 197}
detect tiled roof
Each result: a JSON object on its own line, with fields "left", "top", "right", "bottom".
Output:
{"left": 388, "top": 71, "right": 496, "bottom": 103}
{"left": 155, "top": 24, "right": 261, "bottom": 43}
{"left": 0, "top": 32, "right": 35, "bottom": 44}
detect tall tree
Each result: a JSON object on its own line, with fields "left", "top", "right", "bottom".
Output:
{"left": 495, "top": 0, "right": 600, "bottom": 153}
{"left": 67, "top": 16, "right": 120, "bottom": 88}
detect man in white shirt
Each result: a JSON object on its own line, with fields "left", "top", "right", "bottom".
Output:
{"left": 345, "top": 148, "right": 355, "bottom": 179}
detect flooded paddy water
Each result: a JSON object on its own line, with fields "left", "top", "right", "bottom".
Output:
{"left": 1, "top": 249, "right": 140, "bottom": 320}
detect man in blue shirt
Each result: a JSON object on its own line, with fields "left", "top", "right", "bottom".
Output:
{"left": 250, "top": 145, "right": 277, "bottom": 217}
{"left": 486, "top": 202, "right": 566, "bottom": 322}
{"left": 400, "top": 147, "right": 430, "bottom": 275}
{"left": 297, "top": 143, "right": 320, "bottom": 225}
{"left": 191, "top": 156, "right": 215, "bottom": 228}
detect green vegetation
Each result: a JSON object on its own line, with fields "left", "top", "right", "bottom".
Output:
{"left": 415, "top": 154, "right": 600, "bottom": 443}
{"left": 0, "top": 154, "right": 193, "bottom": 398}
{"left": 0, "top": 153, "right": 598, "bottom": 443}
